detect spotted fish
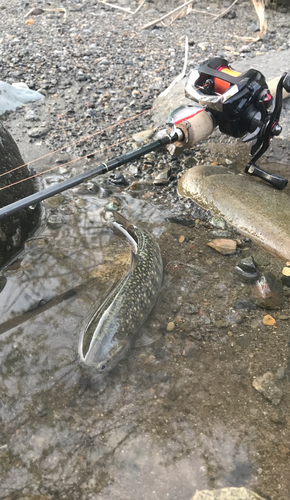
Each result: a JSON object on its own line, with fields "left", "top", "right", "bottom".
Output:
{"left": 78, "top": 212, "right": 163, "bottom": 375}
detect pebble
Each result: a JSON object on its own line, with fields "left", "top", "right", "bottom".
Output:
{"left": 252, "top": 371, "right": 283, "bottom": 406}
{"left": 235, "top": 256, "right": 259, "bottom": 283}
{"left": 24, "top": 110, "right": 39, "bottom": 121}
{"left": 209, "top": 215, "right": 227, "bottom": 229}
{"left": 252, "top": 272, "right": 283, "bottom": 309}
{"left": 108, "top": 173, "right": 128, "bottom": 186}
{"left": 47, "top": 214, "right": 63, "bottom": 229}
{"left": 166, "top": 321, "right": 175, "bottom": 332}
{"left": 207, "top": 238, "right": 237, "bottom": 255}
{"left": 132, "top": 129, "right": 154, "bottom": 144}
{"left": 282, "top": 267, "right": 290, "bottom": 276}
{"left": 209, "top": 229, "right": 232, "bottom": 238}
{"left": 28, "top": 126, "right": 51, "bottom": 138}
{"left": 43, "top": 195, "right": 66, "bottom": 208}
{"left": 262, "top": 314, "right": 276, "bottom": 326}
{"left": 179, "top": 235, "right": 185, "bottom": 243}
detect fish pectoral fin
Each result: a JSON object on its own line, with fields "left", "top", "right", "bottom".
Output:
{"left": 130, "top": 250, "right": 139, "bottom": 274}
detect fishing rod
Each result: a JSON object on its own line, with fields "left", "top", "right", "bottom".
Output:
{"left": 0, "top": 57, "right": 290, "bottom": 220}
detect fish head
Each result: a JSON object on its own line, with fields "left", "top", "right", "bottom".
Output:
{"left": 79, "top": 325, "right": 130, "bottom": 375}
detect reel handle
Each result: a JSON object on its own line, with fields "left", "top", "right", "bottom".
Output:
{"left": 245, "top": 162, "right": 288, "bottom": 190}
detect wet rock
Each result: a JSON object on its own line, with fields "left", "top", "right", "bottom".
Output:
{"left": 233, "top": 299, "right": 256, "bottom": 311}
{"left": 177, "top": 164, "right": 290, "bottom": 261}
{"left": 207, "top": 238, "right": 237, "bottom": 255}
{"left": 235, "top": 256, "right": 259, "bottom": 283}
{"left": 153, "top": 167, "right": 171, "bottom": 186}
{"left": 210, "top": 215, "right": 227, "bottom": 229}
{"left": 166, "top": 216, "right": 195, "bottom": 227}
{"left": 252, "top": 371, "right": 283, "bottom": 405}
{"left": 0, "top": 121, "right": 40, "bottom": 268}
{"left": 129, "top": 180, "right": 152, "bottom": 191}
{"left": 47, "top": 214, "right": 63, "bottom": 229}
{"left": 252, "top": 272, "right": 283, "bottom": 309}
{"left": 108, "top": 173, "right": 128, "bottom": 186}
{"left": 43, "top": 195, "right": 66, "bottom": 208}
{"left": 191, "top": 487, "right": 266, "bottom": 499}
{"left": 209, "top": 229, "right": 232, "bottom": 238}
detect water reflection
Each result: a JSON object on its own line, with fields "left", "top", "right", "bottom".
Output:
{"left": 0, "top": 181, "right": 259, "bottom": 499}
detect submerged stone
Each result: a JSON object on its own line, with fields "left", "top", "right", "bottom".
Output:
{"left": 252, "top": 272, "right": 283, "bottom": 309}
{"left": 207, "top": 238, "right": 237, "bottom": 255}
{"left": 252, "top": 371, "right": 283, "bottom": 405}
{"left": 235, "top": 256, "right": 258, "bottom": 283}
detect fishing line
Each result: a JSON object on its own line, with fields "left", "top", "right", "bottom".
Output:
{"left": 0, "top": 91, "right": 189, "bottom": 181}
{"left": 0, "top": 82, "right": 210, "bottom": 192}
{"left": 0, "top": 137, "right": 131, "bottom": 192}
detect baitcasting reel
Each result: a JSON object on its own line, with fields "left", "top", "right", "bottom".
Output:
{"left": 169, "top": 57, "right": 290, "bottom": 190}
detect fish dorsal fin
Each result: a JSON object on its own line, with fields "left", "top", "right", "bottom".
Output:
{"left": 130, "top": 250, "right": 139, "bottom": 274}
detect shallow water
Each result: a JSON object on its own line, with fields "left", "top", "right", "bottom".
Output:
{"left": 1, "top": 176, "right": 290, "bottom": 500}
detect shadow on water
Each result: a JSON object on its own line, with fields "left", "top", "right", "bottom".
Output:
{"left": 0, "top": 173, "right": 289, "bottom": 500}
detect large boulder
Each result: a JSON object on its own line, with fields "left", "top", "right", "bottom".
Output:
{"left": 0, "top": 120, "right": 41, "bottom": 269}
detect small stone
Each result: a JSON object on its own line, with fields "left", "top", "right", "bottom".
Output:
{"left": 252, "top": 272, "right": 283, "bottom": 309}
{"left": 108, "top": 173, "right": 128, "bottom": 186}
{"left": 233, "top": 299, "right": 256, "bottom": 311}
{"left": 276, "top": 367, "right": 286, "bottom": 380}
{"left": 129, "top": 180, "right": 152, "bottom": 191}
{"left": 12, "top": 82, "right": 29, "bottom": 89}
{"left": 209, "top": 229, "right": 232, "bottom": 238}
{"left": 24, "top": 109, "right": 38, "bottom": 121}
{"left": 214, "top": 319, "right": 228, "bottom": 328}
{"left": 252, "top": 371, "right": 283, "bottom": 405}
{"left": 43, "top": 195, "right": 66, "bottom": 208}
{"left": 153, "top": 167, "right": 171, "bottom": 185}
{"left": 166, "top": 321, "right": 175, "bottom": 332}
{"left": 28, "top": 126, "right": 51, "bottom": 138}
{"left": 179, "top": 235, "right": 185, "bottom": 243}
{"left": 263, "top": 314, "right": 276, "bottom": 326}
{"left": 29, "top": 7, "right": 44, "bottom": 15}
{"left": 207, "top": 238, "right": 237, "bottom": 255}
{"left": 209, "top": 215, "right": 227, "bottom": 229}
{"left": 47, "top": 214, "right": 63, "bottom": 229}
{"left": 235, "top": 256, "right": 258, "bottom": 283}
{"left": 132, "top": 129, "right": 154, "bottom": 144}
{"left": 25, "top": 19, "right": 35, "bottom": 25}
{"left": 282, "top": 267, "right": 290, "bottom": 276}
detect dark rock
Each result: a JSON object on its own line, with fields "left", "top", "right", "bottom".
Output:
{"left": 235, "top": 256, "right": 259, "bottom": 283}
{"left": 108, "top": 173, "right": 128, "bottom": 186}
{"left": 233, "top": 299, "right": 257, "bottom": 311}
{"left": 0, "top": 121, "right": 41, "bottom": 269}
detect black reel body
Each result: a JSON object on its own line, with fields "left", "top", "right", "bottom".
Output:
{"left": 185, "top": 57, "right": 289, "bottom": 190}
{"left": 185, "top": 57, "right": 271, "bottom": 138}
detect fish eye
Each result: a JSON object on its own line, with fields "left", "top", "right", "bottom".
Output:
{"left": 97, "top": 361, "right": 108, "bottom": 372}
